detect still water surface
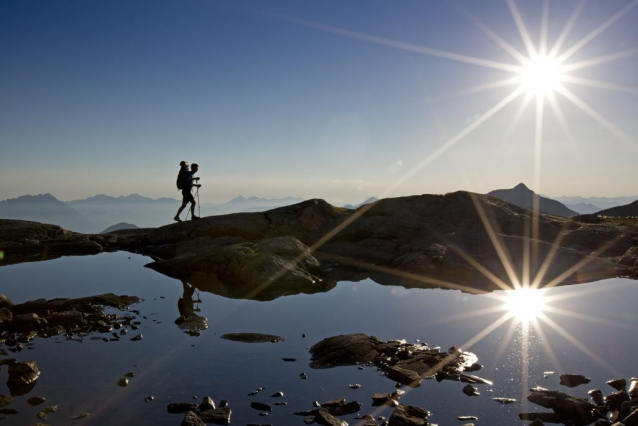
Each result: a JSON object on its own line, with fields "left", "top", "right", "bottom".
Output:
{"left": 0, "top": 252, "right": 636, "bottom": 425}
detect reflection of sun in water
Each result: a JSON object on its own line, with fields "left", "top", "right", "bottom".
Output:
{"left": 518, "top": 56, "right": 564, "bottom": 95}
{"left": 505, "top": 288, "right": 546, "bottom": 322}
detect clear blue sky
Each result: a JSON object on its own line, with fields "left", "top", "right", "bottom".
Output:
{"left": 1, "top": 0, "right": 637, "bottom": 203}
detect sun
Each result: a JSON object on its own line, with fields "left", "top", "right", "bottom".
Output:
{"left": 505, "top": 288, "right": 547, "bottom": 322}
{"left": 519, "top": 55, "right": 565, "bottom": 96}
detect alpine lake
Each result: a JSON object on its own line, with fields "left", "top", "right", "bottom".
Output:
{"left": 0, "top": 251, "right": 636, "bottom": 425}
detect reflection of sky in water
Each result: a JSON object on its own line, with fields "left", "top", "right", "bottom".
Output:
{"left": 1, "top": 252, "right": 637, "bottom": 425}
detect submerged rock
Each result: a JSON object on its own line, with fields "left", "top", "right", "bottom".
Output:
{"left": 220, "top": 333, "right": 283, "bottom": 343}
{"left": 250, "top": 402, "right": 272, "bottom": 412}
{"left": 71, "top": 412, "right": 90, "bottom": 420}
{"left": 37, "top": 405, "right": 57, "bottom": 420}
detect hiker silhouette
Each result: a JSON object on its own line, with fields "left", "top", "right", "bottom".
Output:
{"left": 174, "top": 161, "right": 201, "bottom": 222}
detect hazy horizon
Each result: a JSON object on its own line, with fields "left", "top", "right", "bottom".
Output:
{"left": 1, "top": 1, "right": 636, "bottom": 204}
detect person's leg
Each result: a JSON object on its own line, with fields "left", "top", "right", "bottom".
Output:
{"left": 175, "top": 201, "right": 188, "bottom": 221}
{"left": 190, "top": 200, "right": 197, "bottom": 219}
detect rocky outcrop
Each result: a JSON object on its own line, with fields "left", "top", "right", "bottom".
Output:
{"left": 309, "top": 334, "right": 484, "bottom": 388}
{"left": 2, "top": 193, "right": 637, "bottom": 297}
{"left": 0, "top": 220, "right": 104, "bottom": 265}
{"left": 521, "top": 378, "right": 638, "bottom": 426}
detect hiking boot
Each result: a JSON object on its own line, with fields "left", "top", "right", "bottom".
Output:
{"left": 192, "top": 215, "right": 200, "bottom": 221}
{"left": 173, "top": 215, "right": 182, "bottom": 222}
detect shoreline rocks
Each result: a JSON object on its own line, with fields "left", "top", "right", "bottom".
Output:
{"left": 3, "top": 192, "right": 637, "bottom": 298}
{"left": 310, "top": 334, "right": 486, "bottom": 388}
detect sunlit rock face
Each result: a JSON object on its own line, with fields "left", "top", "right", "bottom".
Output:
{"left": 2, "top": 193, "right": 637, "bottom": 298}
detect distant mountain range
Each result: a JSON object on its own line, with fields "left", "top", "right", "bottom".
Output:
{"left": 342, "top": 197, "right": 379, "bottom": 209}
{"left": 550, "top": 195, "right": 638, "bottom": 211}
{"left": 0, "top": 193, "right": 306, "bottom": 233}
{"left": 0, "top": 194, "right": 97, "bottom": 233}
{"left": 488, "top": 183, "right": 578, "bottom": 217}
{"left": 598, "top": 200, "right": 638, "bottom": 217}
{"left": 561, "top": 202, "right": 602, "bottom": 215}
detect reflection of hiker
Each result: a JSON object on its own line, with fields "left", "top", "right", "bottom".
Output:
{"left": 174, "top": 162, "right": 201, "bottom": 222}
{"left": 178, "top": 280, "right": 196, "bottom": 318}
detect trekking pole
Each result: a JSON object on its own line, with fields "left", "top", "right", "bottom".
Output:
{"left": 196, "top": 186, "right": 201, "bottom": 218}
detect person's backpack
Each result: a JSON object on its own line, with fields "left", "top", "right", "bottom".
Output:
{"left": 176, "top": 166, "right": 189, "bottom": 190}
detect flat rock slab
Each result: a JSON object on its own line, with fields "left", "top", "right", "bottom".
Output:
{"left": 388, "top": 404, "right": 431, "bottom": 426}
{"left": 310, "top": 334, "right": 381, "bottom": 368}
{"left": 221, "top": 333, "right": 283, "bottom": 343}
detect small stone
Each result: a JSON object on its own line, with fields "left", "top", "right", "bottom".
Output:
{"left": 219, "top": 400, "right": 229, "bottom": 408}
{"left": 458, "top": 416, "right": 478, "bottom": 420}
{"left": 606, "top": 378, "right": 627, "bottom": 391}
{"left": 27, "top": 396, "right": 46, "bottom": 406}
{"left": 250, "top": 402, "right": 272, "bottom": 412}
{"left": 283, "top": 358, "right": 297, "bottom": 362}
{"left": 124, "top": 372, "right": 135, "bottom": 378}
{"left": 130, "top": 334, "right": 143, "bottom": 341}
{"left": 349, "top": 384, "right": 361, "bottom": 389}
{"left": 145, "top": 396, "right": 155, "bottom": 402}
{"left": 0, "top": 396, "right": 13, "bottom": 408}
{"left": 302, "top": 334, "right": 307, "bottom": 338}
{"left": 493, "top": 397, "right": 516, "bottom": 404}
{"left": 117, "top": 378, "right": 128, "bottom": 387}
{"left": 465, "top": 363, "right": 482, "bottom": 372}
{"left": 559, "top": 374, "right": 591, "bottom": 388}
{"left": 37, "top": 405, "right": 58, "bottom": 420}
{"left": 300, "top": 373, "right": 308, "bottom": 380}
{"left": 462, "top": 385, "right": 480, "bottom": 397}
{"left": 71, "top": 412, "right": 90, "bottom": 420}
{"left": 199, "top": 396, "right": 215, "bottom": 411}
{"left": 271, "top": 392, "right": 284, "bottom": 398}
{"left": 313, "top": 401, "right": 321, "bottom": 407}
{"left": 274, "top": 402, "right": 288, "bottom": 406}
{"left": 259, "top": 412, "right": 269, "bottom": 416}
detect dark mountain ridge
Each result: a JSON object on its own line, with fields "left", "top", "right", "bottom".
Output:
{"left": 489, "top": 183, "right": 578, "bottom": 217}
{"left": 597, "top": 200, "right": 638, "bottom": 217}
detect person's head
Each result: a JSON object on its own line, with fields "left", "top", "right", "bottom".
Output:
{"left": 191, "top": 163, "right": 199, "bottom": 173}
{"left": 180, "top": 160, "right": 189, "bottom": 169}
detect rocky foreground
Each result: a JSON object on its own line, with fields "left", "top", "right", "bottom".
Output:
{"left": 2, "top": 192, "right": 637, "bottom": 299}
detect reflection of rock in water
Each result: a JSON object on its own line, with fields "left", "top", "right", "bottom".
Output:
{"left": 163, "top": 272, "right": 337, "bottom": 302}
